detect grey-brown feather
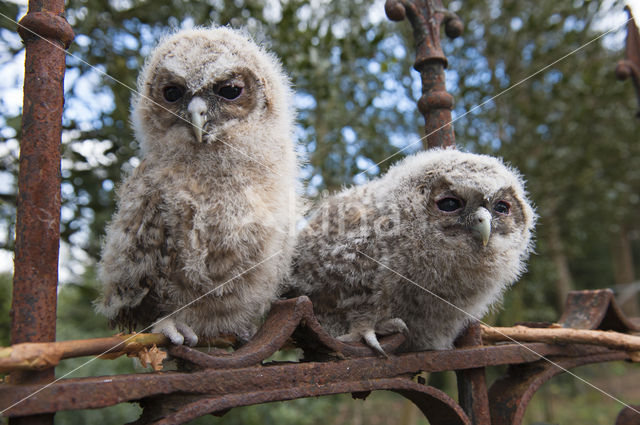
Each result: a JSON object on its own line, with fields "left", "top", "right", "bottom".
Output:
{"left": 96, "top": 27, "right": 300, "bottom": 344}
{"left": 286, "top": 149, "right": 536, "bottom": 352}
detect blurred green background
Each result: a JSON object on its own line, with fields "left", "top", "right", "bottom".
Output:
{"left": 0, "top": 0, "right": 639, "bottom": 423}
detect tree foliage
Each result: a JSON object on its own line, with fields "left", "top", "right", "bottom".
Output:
{"left": 448, "top": 0, "right": 639, "bottom": 314}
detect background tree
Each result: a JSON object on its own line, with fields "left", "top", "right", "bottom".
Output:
{"left": 447, "top": 0, "right": 640, "bottom": 319}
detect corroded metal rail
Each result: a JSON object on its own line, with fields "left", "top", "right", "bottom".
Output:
{"left": 4, "top": 0, "right": 640, "bottom": 424}
{"left": 0, "top": 290, "right": 637, "bottom": 424}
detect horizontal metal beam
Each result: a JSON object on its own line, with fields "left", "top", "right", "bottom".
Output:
{"left": 0, "top": 342, "right": 626, "bottom": 417}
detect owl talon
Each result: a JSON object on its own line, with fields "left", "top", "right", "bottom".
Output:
{"left": 175, "top": 322, "right": 198, "bottom": 347}
{"left": 152, "top": 318, "right": 197, "bottom": 346}
{"left": 376, "top": 317, "right": 409, "bottom": 336}
{"left": 363, "top": 329, "right": 388, "bottom": 357}
{"left": 337, "top": 329, "right": 388, "bottom": 357}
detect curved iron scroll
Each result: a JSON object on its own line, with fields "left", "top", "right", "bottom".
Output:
{"left": 136, "top": 379, "right": 470, "bottom": 425}
{"left": 166, "top": 296, "right": 406, "bottom": 369}
{"left": 489, "top": 289, "right": 639, "bottom": 425}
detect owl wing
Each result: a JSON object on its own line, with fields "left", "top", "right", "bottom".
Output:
{"left": 293, "top": 197, "right": 406, "bottom": 356}
{"left": 96, "top": 160, "right": 176, "bottom": 332}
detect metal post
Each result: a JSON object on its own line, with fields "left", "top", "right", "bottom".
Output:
{"left": 10, "top": 1, "right": 73, "bottom": 423}
{"left": 615, "top": 6, "right": 640, "bottom": 117}
{"left": 384, "top": 0, "right": 463, "bottom": 148}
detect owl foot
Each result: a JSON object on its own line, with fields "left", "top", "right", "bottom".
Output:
{"left": 152, "top": 317, "right": 198, "bottom": 346}
{"left": 336, "top": 318, "right": 408, "bottom": 357}
{"left": 376, "top": 317, "right": 409, "bottom": 336}
{"left": 337, "top": 328, "right": 388, "bottom": 357}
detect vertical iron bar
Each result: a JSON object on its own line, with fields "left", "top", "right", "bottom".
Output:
{"left": 615, "top": 6, "right": 640, "bottom": 117}
{"left": 454, "top": 323, "right": 491, "bottom": 425}
{"left": 385, "top": 0, "right": 463, "bottom": 148}
{"left": 10, "top": 1, "right": 73, "bottom": 424}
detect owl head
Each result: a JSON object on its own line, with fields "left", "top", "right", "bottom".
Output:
{"left": 378, "top": 148, "right": 537, "bottom": 282}
{"left": 131, "top": 26, "right": 293, "bottom": 157}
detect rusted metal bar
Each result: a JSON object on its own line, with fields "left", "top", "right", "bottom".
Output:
{"left": 0, "top": 343, "right": 625, "bottom": 418}
{"left": 135, "top": 379, "right": 471, "bottom": 425}
{"left": 615, "top": 405, "right": 640, "bottom": 425}
{"left": 487, "top": 289, "right": 640, "bottom": 425}
{"left": 10, "top": 1, "right": 73, "bottom": 424}
{"left": 2, "top": 291, "right": 637, "bottom": 421}
{"left": 384, "top": 0, "right": 462, "bottom": 148}
{"left": 615, "top": 6, "right": 640, "bottom": 117}
{"left": 488, "top": 351, "right": 629, "bottom": 425}
{"left": 454, "top": 323, "right": 491, "bottom": 425}
{"left": 558, "top": 289, "right": 639, "bottom": 331}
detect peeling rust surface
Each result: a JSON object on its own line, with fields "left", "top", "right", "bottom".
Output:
{"left": 454, "top": 323, "right": 491, "bottom": 425}
{"left": 0, "top": 343, "right": 625, "bottom": 418}
{"left": 558, "top": 289, "right": 640, "bottom": 332}
{"left": 384, "top": 0, "right": 462, "bottom": 148}
{"left": 136, "top": 379, "right": 470, "bottom": 425}
{"left": 10, "top": 2, "right": 73, "bottom": 424}
{"left": 17, "top": 11, "right": 74, "bottom": 49}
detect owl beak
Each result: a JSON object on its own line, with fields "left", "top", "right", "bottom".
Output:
{"left": 471, "top": 207, "right": 492, "bottom": 246}
{"left": 187, "top": 97, "right": 208, "bottom": 144}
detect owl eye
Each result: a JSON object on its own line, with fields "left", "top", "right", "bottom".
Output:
{"left": 217, "top": 85, "right": 243, "bottom": 100}
{"left": 163, "top": 85, "right": 185, "bottom": 103}
{"left": 494, "top": 201, "right": 511, "bottom": 215}
{"left": 436, "top": 197, "right": 463, "bottom": 212}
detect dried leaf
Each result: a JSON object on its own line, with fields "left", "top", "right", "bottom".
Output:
{"left": 135, "top": 345, "right": 167, "bottom": 371}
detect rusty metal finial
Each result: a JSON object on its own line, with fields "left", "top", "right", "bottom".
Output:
{"left": 385, "top": 0, "right": 463, "bottom": 149}
{"left": 615, "top": 6, "right": 640, "bottom": 118}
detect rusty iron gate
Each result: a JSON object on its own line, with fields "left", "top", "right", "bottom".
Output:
{"left": 2, "top": 1, "right": 640, "bottom": 424}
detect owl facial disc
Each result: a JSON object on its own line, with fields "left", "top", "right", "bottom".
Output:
{"left": 471, "top": 207, "right": 492, "bottom": 246}
{"left": 187, "top": 96, "right": 208, "bottom": 143}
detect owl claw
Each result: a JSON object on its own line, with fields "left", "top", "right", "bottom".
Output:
{"left": 336, "top": 318, "right": 409, "bottom": 357}
{"left": 175, "top": 322, "right": 198, "bottom": 347}
{"left": 337, "top": 329, "right": 388, "bottom": 357}
{"left": 377, "top": 317, "right": 409, "bottom": 335}
{"left": 152, "top": 318, "right": 198, "bottom": 346}
{"left": 363, "top": 329, "right": 388, "bottom": 357}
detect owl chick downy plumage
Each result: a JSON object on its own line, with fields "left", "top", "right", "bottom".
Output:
{"left": 96, "top": 27, "right": 299, "bottom": 346}
{"left": 288, "top": 149, "right": 536, "bottom": 354}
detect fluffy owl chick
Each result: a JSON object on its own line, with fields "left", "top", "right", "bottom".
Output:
{"left": 96, "top": 27, "right": 299, "bottom": 346}
{"left": 288, "top": 149, "right": 535, "bottom": 354}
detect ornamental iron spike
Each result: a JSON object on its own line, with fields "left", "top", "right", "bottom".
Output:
{"left": 384, "top": 0, "right": 463, "bottom": 148}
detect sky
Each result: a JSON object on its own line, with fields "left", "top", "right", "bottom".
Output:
{"left": 0, "top": 1, "right": 639, "bottom": 278}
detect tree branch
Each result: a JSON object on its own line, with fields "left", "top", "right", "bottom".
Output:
{"left": 0, "top": 333, "right": 238, "bottom": 373}
{"left": 0, "top": 333, "right": 171, "bottom": 373}
{"left": 480, "top": 324, "right": 640, "bottom": 360}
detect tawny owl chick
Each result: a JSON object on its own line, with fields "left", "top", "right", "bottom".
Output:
{"left": 288, "top": 149, "right": 535, "bottom": 354}
{"left": 96, "top": 27, "right": 299, "bottom": 346}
